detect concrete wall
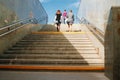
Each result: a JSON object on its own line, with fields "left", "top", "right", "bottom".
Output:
{"left": 105, "top": 7, "right": 120, "bottom": 80}
{"left": 0, "top": 24, "right": 44, "bottom": 54}
{"left": 78, "top": 1, "right": 120, "bottom": 80}
{"left": 0, "top": 0, "right": 48, "bottom": 27}
{"left": 77, "top": 0, "right": 120, "bottom": 32}
{"left": 0, "top": 0, "right": 48, "bottom": 54}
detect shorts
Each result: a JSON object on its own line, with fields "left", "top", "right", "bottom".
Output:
{"left": 67, "top": 21, "right": 73, "bottom": 25}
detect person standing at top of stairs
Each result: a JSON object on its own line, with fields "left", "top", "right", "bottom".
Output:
{"left": 66, "top": 10, "right": 74, "bottom": 32}
{"left": 54, "top": 10, "right": 62, "bottom": 32}
{"left": 62, "top": 9, "right": 67, "bottom": 24}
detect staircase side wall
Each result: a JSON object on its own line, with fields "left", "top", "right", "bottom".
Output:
{"left": 0, "top": 0, "right": 48, "bottom": 54}
{"left": 0, "top": 24, "right": 44, "bottom": 54}
{"left": 105, "top": 7, "right": 120, "bottom": 80}
{"left": 77, "top": 0, "right": 120, "bottom": 33}
{"left": 0, "top": 0, "right": 48, "bottom": 27}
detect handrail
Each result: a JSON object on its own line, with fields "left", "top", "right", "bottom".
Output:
{"left": 0, "top": 15, "right": 48, "bottom": 37}
{"left": 0, "top": 18, "right": 32, "bottom": 37}
{"left": 79, "top": 17, "right": 89, "bottom": 24}
{"left": 87, "top": 24, "right": 104, "bottom": 44}
{"left": 78, "top": 17, "right": 104, "bottom": 44}
{"left": 0, "top": 24, "right": 28, "bottom": 37}
{"left": 0, "top": 18, "right": 31, "bottom": 30}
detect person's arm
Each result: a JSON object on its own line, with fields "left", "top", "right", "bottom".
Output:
{"left": 54, "top": 15, "right": 57, "bottom": 23}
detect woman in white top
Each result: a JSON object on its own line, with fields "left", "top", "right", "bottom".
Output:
{"left": 66, "top": 10, "right": 74, "bottom": 32}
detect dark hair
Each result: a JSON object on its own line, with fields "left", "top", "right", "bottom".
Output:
{"left": 56, "top": 10, "right": 61, "bottom": 14}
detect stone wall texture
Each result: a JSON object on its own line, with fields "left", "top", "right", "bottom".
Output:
{"left": 105, "top": 7, "right": 120, "bottom": 80}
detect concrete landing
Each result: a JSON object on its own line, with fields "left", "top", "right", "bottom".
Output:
{"left": 0, "top": 71, "right": 109, "bottom": 80}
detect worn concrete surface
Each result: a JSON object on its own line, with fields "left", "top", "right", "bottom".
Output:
{"left": 0, "top": 71, "right": 109, "bottom": 80}
{"left": 0, "top": 24, "right": 108, "bottom": 80}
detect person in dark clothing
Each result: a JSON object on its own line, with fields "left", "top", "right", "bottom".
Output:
{"left": 55, "top": 10, "right": 62, "bottom": 32}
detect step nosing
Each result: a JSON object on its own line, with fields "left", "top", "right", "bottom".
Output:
{"left": 0, "top": 65, "right": 104, "bottom": 71}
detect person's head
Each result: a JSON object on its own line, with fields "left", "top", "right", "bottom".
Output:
{"left": 56, "top": 10, "right": 61, "bottom": 14}
{"left": 70, "top": 10, "right": 72, "bottom": 12}
{"left": 64, "top": 10, "right": 66, "bottom": 12}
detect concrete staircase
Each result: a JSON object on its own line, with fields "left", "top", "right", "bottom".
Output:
{"left": 0, "top": 25, "right": 104, "bottom": 71}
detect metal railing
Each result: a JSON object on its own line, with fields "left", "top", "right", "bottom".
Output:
{"left": 78, "top": 17, "right": 104, "bottom": 44}
{"left": 78, "top": 17, "right": 90, "bottom": 24}
{"left": 0, "top": 15, "right": 48, "bottom": 37}
{"left": 87, "top": 24, "right": 104, "bottom": 44}
{"left": 0, "top": 18, "right": 33, "bottom": 37}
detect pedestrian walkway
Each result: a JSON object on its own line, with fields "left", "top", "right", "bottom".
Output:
{"left": 60, "top": 24, "right": 82, "bottom": 32}
{"left": 0, "top": 71, "right": 109, "bottom": 80}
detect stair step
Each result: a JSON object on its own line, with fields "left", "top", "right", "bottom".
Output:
{"left": 25, "top": 34, "right": 88, "bottom": 37}
{"left": 5, "top": 52, "right": 95, "bottom": 55}
{"left": 23, "top": 36, "right": 89, "bottom": 39}
{"left": 0, "top": 54, "right": 100, "bottom": 59}
{"left": 10, "top": 47, "right": 96, "bottom": 50}
{"left": 0, "top": 59, "right": 103, "bottom": 66}
{"left": 5, "top": 50, "right": 97, "bottom": 54}
{"left": 13, "top": 44, "right": 94, "bottom": 47}
{"left": 21, "top": 39, "right": 91, "bottom": 42}
{"left": 17, "top": 42, "right": 92, "bottom": 44}
{"left": 6, "top": 49, "right": 97, "bottom": 52}
{"left": 25, "top": 32, "right": 88, "bottom": 34}
{"left": 12, "top": 46, "right": 95, "bottom": 50}
{"left": 23, "top": 35, "right": 89, "bottom": 38}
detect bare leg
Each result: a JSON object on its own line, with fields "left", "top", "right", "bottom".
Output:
{"left": 67, "top": 22, "right": 70, "bottom": 32}
{"left": 57, "top": 26, "right": 59, "bottom": 32}
{"left": 68, "top": 24, "right": 70, "bottom": 32}
{"left": 57, "top": 24, "right": 60, "bottom": 32}
{"left": 70, "top": 24, "right": 72, "bottom": 31}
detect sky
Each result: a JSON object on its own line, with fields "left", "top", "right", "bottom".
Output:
{"left": 39, "top": 0, "right": 80, "bottom": 23}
